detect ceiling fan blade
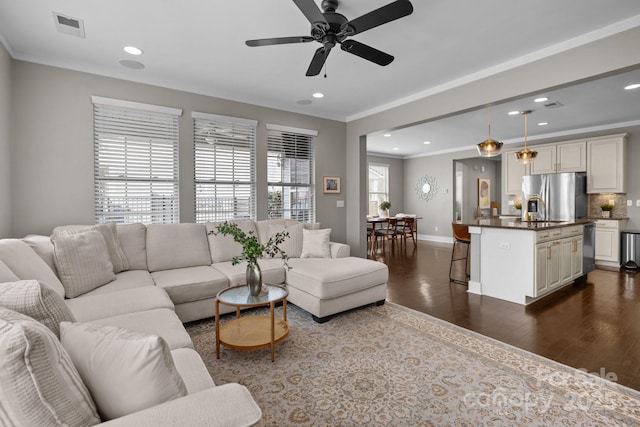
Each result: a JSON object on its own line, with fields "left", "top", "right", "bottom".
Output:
{"left": 340, "top": 40, "right": 394, "bottom": 66}
{"left": 246, "top": 36, "right": 314, "bottom": 47}
{"left": 343, "top": 0, "right": 413, "bottom": 36}
{"left": 306, "top": 46, "right": 331, "bottom": 76}
{"left": 293, "top": 0, "right": 328, "bottom": 30}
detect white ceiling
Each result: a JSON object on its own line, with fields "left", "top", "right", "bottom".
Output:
{"left": 1, "top": 0, "right": 640, "bottom": 155}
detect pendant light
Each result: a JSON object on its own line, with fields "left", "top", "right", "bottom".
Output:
{"left": 514, "top": 110, "right": 537, "bottom": 164}
{"left": 476, "top": 107, "right": 503, "bottom": 157}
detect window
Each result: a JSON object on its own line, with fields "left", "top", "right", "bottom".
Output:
{"left": 92, "top": 97, "right": 181, "bottom": 224}
{"left": 267, "top": 124, "right": 317, "bottom": 222}
{"left": 368, "top": 163, "right": 389, "bottom": 215}
{"left": 193, "top": 112, "right": 257, "bottom": 222}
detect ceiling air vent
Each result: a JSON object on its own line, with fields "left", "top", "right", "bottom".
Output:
{"left": 53, "top": 12, "right": 85, "bottom": 38}
{"left": 544, "top": 101, "right": 564, "bottom": 109}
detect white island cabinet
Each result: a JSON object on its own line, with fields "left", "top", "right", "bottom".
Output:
{"left": 466, "top": 219, "right": 587, "bottom": 305}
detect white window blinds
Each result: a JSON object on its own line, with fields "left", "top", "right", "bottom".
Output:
{"left": 267, "top": 124, "right": 316, "bottom": 222}
{"left": 93, "top": 97, "right": 181, "bottom": 224}
{"left": 193, "top": 112, "right": 257, "bottom": 222}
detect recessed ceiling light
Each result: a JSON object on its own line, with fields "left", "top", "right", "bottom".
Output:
{"left": 508, "top": 111, "right": 520, "bottom": 115}
{"left": 124, "top": 46, "right": 143, "bottom": 55}
{"left": 383, "top": 133, "right": 391, "bottom": 137}
{"left": 534, "top": 97, "right": 549, "bottom": 103}
{"left": 423, "top": 141, "right": 431, "bottom": 145}
{"left": 538, "top": 122, "right": 549, "bottom": 126}
{"left": 296, "top": 99, "right": 312, "bottom": 105}
{"left": 625, "top": 83, "right": 640, "bottom": 90}
{"left": 312, "top": 92, "right": 324, "bottom": 98}
{"left": 392, "top": 147, "right": 399, "bottom": 151}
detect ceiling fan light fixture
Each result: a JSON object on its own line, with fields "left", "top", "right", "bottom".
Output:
{"left": 477, "top": 107, "right": 503, "bottom": 157}
{"left": 514, "top": 110, "right": 537, "bottom": 164}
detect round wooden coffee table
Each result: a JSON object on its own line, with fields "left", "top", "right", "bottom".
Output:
{"left": 215, "top": 284, "right": 289, "bottom": 362}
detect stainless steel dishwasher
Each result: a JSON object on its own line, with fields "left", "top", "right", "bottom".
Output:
{"left": 583, "top": 222, "right": 595, "bottom": 275}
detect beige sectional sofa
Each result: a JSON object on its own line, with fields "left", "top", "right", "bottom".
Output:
{"left": 0, "top": 218, "right": 388, "bottom": 426}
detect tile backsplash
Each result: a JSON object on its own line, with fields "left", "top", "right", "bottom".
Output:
{"left": 588, "top": 194, "right": 628, "bottom": 218}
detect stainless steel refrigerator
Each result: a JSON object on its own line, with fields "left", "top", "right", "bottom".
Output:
{"left": 521, "top": 172, "right": 588, "bottom": 221}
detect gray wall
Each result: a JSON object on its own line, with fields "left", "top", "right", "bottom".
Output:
{"left": 8, "top": 61, "right": 347, "bottom": 240}
{"left": 366, "top": 155, "right": 404, "bottom": 216}
{"left": 346, "top": 26, "right": 640, "bottom": 257}
{"left": 0, "top": 42, "right": 11, "bottom": 237}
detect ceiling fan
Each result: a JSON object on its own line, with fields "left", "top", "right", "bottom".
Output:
{"left": 245, "top": 0, "right": 414, "bottom": 76}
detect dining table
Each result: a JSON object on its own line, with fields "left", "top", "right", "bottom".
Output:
{"left": 366, "top": 215, "right": 420, "bottom": 251}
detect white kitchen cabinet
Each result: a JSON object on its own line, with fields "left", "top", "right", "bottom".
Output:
{"left": 530, "top": 140, "right": 586, "bottom": 175}
{"left": 503, "top": 148, "right": 529, "bottom": 195}
{"left": 534, "top": 226, "right": 584, "bottom": 297}
{"left": 594, "top": 219, "right": 627, "bottom": 266}
{"left": 587, "top": 134, "right": 627, "bottom": 193}
{"left": 562, "top": 236, "right": 583, "bottom": 284}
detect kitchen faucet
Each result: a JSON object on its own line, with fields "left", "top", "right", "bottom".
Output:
{"left": 523, "top": 195, "right": 547, "bottom": 221}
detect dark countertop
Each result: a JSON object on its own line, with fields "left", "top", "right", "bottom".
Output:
{"left": 586, "top": 217, "right": 629, "bottom": 221}
{"left": 459, "top": 218, "right": 593, "bottom": 231}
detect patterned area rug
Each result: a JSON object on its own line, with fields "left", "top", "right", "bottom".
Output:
{"left": 186, "top": 302, "right": 640, "bottom": 426}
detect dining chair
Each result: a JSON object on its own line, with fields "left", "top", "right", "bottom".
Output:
{"left": 449, "top": 223, "right": 471, "bottom": 285}
{"left": 396, "top": 217, "right": 417, "bottom": 247}
{"left": 374, "top": 217, "right": 399, "bottom": 251}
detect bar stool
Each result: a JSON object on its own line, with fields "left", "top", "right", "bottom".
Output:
{"left": 449, "top": 223, "right": 470, "bottom": 285}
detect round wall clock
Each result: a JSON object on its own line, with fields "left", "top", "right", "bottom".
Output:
{"left": 416, "top": 175, "right": 438, "bottom": 202}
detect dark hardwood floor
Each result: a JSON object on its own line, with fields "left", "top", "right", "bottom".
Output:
{"left": 368, "top": 238, "right": 640, "bottom": 391}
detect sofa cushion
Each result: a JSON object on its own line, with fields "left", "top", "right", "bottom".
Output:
{"left": 60, "top": 322, "right": 188, "bottom": 421}
{"left": 52, "top": 230, "right": 116, "bottom": 298}
{"left": 117, "top": 223, "right": 148, "bottom": 270}
{"left": 300, "top": 228, "right": 332, "bottom": 258}
{"left": 81, "top": 270, "right": 155, "bottom": 297}
{"left": 255, "top": 219, "right": 293, "bottom": 246}
{"left": 0, "top": 239, "right": 66, "bottom": 297}
{"left": 151, "top": 266, "right": 229, "bottom": 304}
{"left": 213, "top": 259, "right": 286, "bottom": 287}
{"left": 88, "top": 307, "right": 193, "bottom": 351}
{"left": 205, "top": 220, "right": 258, "bottom": 263}
{"left": 22, "top": 234, "right": 58, "bottom": 275}
{"left": 0, "top": 259, "right": 19, "bottom": 282}
{"left": 65, "top": 286, "right": 175, "bottom": 323}
{"left": 54, "top": 222, "right": 130, "bottom": 274}
{"left": 286, "top": 257, "right": 389, "bottom": 299}
{"left": 267, "top": 222, "right": 304, "bottom": 258}
{"left": 171, "top": 348, "right": 216, "bottom": 393}
{"left": 0, "top": 279, "right": 75, "bottom": 337}
{"left": 0, "top": 308, "right": 100, "bottom": 426}
{"left": 146, "top": 224, "right": 211, "bottom": 272}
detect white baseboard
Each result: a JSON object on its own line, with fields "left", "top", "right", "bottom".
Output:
{"left": 418, "top": 234, "right": 454, "bottom": 244}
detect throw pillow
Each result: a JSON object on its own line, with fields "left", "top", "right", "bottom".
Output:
{"left": 267, "top": 222, "right": 304, "bottom": 258}
{"left": 300, "top": 228, "right": 332, "bottom": 258}
{"left": 54, "top": 222, "right": 130, "bottom": 274}
{"left": 60, "top": 322, "right": 188, "bottom": 421}
{"left": 0, "top": 308, "right": 100, "bottom": 426}
{"left": 0, "top": 279, "right": 76, "bottom": 338}
{"left": 52, "top": 230, "right": 116, "bottom": 298}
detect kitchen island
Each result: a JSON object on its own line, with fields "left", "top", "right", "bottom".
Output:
{"left": 461, "top": 218, "right": 592, "bottom": 305}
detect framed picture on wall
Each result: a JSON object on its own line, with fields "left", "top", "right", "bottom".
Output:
{"left": 478, "top": 178, "right": 490, "bottom": 209}
{"left": 323, "top": 176, "right": 341, "bottom": 194}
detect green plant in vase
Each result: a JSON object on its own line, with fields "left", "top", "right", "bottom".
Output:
{"left": 600, "top": 203, "right": 614, "bottom": 218}
{"left": 211, "top": 221, "right": 290, "bottom": 296}
{"left": 379, "top": 200, "right": 391, "bottom": 217}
